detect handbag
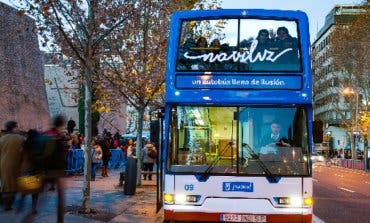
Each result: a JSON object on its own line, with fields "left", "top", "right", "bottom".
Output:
{"left": 17, "top": 171, "right": 43, "bottom": 193}
{"left": 148, "top": 147, "right": 157, "bottom": 159}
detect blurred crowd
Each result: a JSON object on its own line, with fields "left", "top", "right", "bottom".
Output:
{"left": 0, "top": 115, "right": 156, "bottom": 223}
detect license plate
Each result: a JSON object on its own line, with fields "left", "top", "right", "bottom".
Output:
{"left": 220, "top": 214, "right": 267, "bottom": 222}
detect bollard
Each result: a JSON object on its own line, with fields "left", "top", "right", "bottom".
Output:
{"left": 124, "top": 156, "right": 137, "bottom": 195}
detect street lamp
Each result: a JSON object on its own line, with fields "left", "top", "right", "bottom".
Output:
{"left": 343, "top": 87, "right": 359, "bottom": 160}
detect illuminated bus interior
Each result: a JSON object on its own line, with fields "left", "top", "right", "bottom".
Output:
{"left": 169, "top": 106, "right": 310, "bottom": 176}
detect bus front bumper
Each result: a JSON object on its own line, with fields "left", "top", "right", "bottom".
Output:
{"left": 164, "top": 209, "right": 312, "bottom": 223}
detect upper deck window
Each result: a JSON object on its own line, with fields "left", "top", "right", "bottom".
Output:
{"left": 176, "top": 18, "right": 301, "bottom": 72}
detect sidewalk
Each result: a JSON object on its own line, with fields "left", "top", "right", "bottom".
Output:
{"left": 0, "top": 169, "right": 163, "bottom": 223}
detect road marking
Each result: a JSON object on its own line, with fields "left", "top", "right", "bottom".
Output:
{"left": 365, "top": 181, "right": 370, "bottom": 184}
{"left": 313, "top": 214, "right": 326, "bottom": 223}
{"left": 338, "top": 187, "right": 355, "bottom": 193}
{"left": 312, "top": 178, "right": 318, "bottom": 182}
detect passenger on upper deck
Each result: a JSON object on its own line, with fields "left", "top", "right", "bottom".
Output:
{"left": 207, "top": 38, "right": 223, "bottom": 70}
{"left": 255, "top": 29, "right": 273, "bottom": 52}
{"left": 195, "top": 36, "right": 208, "bottom": 52}
{"left": 248, "top": 29, "right": 274, "bottom": 70}
{"left": 177, "top": 36, "right": 196, "bottom": 70}
{"left": 209, "top": 38, "right": 221, "bottom": 53}
{"left": 190, "top": 36, "right": 209, "bottom": 70}
{"left": 273, "top": 26, "right": 298, "bottom": 50}
{"left": 271, "top": 26, "right": 299, "bottom": 64}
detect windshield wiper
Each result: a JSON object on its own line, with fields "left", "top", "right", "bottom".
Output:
{"left": 196, "top": 141, "right": 234, "bottom": 181}
{"left": 242, "top": 142, "right": 279, "bottom": 183}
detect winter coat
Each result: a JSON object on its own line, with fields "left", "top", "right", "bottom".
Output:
{"left": 0, "top": 133, "right": 25, "bottom": 192}
{"left": 141, "top": 145, "right": 156, "bottom": 164}
{"left": 91, "top": 145, "right": 103, "bottom": 164}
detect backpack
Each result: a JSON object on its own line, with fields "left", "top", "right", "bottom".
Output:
{"left": 31, "top": 134, "right": 57, "bottom": 169}
{"left": 148, "top": 147, "right": 157, "bottom": 159}
{"left": 92, "top": 149, "right": 102, "bottom": 163}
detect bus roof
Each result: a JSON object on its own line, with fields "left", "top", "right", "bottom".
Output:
{"left": 171, "top": 9, "right": 309, "bottom": 21}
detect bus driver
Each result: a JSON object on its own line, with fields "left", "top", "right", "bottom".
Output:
{"left": 259, "top": 120, "right": 290, "bottom": 155}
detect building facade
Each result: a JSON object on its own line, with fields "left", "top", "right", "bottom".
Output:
{"left": 43, "top": 53, "right": 129, "bottom": 135}
{"left": 0, "top": 2, "right": 50, "bottom": 131}
{"left": 312, "top": 4, "right": 365, "bottom": 151}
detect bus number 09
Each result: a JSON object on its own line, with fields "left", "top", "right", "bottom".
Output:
{"left": 184, "top": 184, "right": 194, "bottom": 191}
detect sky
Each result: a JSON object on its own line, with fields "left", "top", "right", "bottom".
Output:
{"left": 221, "top": 0, "right": 364, "bottom": 42}
{"left": 1, "top": 0, "right": 364, "bottom": 42}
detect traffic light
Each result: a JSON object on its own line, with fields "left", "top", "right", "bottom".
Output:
{"left": 313, "top": 120, "right": 324, "bottom": 143}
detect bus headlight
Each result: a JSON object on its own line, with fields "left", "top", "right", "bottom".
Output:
{"left": 304, "top": 197, "right": 313, "bottom": 206}
{"left": 164, "top": 193, "right": 200, "bottom": 204}
{"left": 275, "top": 196, "right": 313, "bottom": 207}
{"left": 175, "top": 194, "right": 200, "bottom": 204}
{"left": 175, "top": 194, "right": 187, "bottom": 203}
{"left": 290, "top": 197, "right": 303, "bottom": 206}
{"left": 164, "top": 193, "right": 174, "bottom": 204}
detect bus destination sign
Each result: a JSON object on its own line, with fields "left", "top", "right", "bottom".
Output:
{"left": 176, "top": 75, "right": 302, "bottom": 90}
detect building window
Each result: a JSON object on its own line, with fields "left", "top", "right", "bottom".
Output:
{"left": 345, "top": 111, "right": 351, "bottom": 120}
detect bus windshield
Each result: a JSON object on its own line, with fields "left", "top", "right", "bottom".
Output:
{"left": 176, "top": 18, "right": 301, "bottom": 72}
{"left": 169, "top": 106, "right": 310, "bottom": 176}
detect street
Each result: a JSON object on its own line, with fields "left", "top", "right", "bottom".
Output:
{"left": 313, "top": 163, "right": 370, "bottom": 223}
{"left": 0, "top": 169, "right": 162, "bottom": 223}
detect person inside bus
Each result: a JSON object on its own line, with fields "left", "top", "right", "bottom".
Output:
{"left": 259, "top": 121, "right": 291, "bottom": 155}
{"left": 255, "top": 29, "right": 273, "bottom": 52}
{"left": 177, "top": 36, "right": 196, "bottom": 70}
{"left": 271, "top": 26, "right": 299, "bottom": 64}
{"left": 191, "top": 36, "right": 209, "bottom": 70}
{"left": 196, "top": 36, "right": 208, "bottom": 49}
{"left": 249, "top": 29, "right": 274, "bottom": 70}
{"left": 210, "top": 38, "right": 221, "bottom": 55}
{"left": 209, "top": 38, "right": 222, "bottom": 70}
{"left": 219, "top": 43, "right": 238, "bottom": 71}
{"left": 273, "top": 27, "right": 298, "bottom": 49}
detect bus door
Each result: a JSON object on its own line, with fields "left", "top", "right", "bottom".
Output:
{"left": 150, "top": 109, "right": 165, "bottom": 212}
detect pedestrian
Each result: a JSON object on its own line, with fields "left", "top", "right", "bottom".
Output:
{"left": 141, "top": 140, "right": 157, "bottom": 181}
{"left": 43, "top": 115, "right": 69, "bottom": 223}
{"left": 71, "top": 133, "right": 81, "bottom": 149}
{"left": 66, "top": 119, "right": 76, "bottom": 134}
{"left": 100, "top": 133, "right": 112, "bottom": 177}
{"left": 122, "top": 138, "right": 135, "bottom": 159}
{"left": 17, "top": 129, "right": 43, "bottom": 215}
{"left": 91, "top": 139, "right": 103, "bottom": 181}
{"left": 0, "top": 121, "right": 25, "bottom": 211}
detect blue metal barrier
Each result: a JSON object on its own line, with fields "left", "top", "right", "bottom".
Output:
{"left": 65, "top": 149, "right": 84, "bottom": 175}
{"left": 108, "top": 149, "right": 126, "bottom": 169}
{"left": 65, "top": 149, "right": 125, "bottom": 175}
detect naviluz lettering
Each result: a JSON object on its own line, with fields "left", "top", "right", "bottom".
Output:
{"left": 184, "top": 40, "right": 292, "bottom": 63}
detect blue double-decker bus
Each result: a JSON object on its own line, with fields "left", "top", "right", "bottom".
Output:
{"left": 162, "top": 9, "right": 314, "bottom": 223}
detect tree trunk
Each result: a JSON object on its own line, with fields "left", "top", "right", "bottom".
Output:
{"left": 82, "top": 67, "right": 93, "bottom": 213}
{"left": 136, "top": 106, "right": 145, "bottom": 186}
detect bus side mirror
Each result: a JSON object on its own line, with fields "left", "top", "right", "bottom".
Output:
{"left": 313, "top": 120, "right": 323, "bottom": 143}
{"left": 150, "top": 107, "right": 164, "bottom": 148}
{"left": 150, "top": 120, "right": 160, "bottom": 148}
